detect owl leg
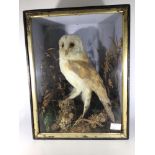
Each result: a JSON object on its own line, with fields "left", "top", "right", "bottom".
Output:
{"left": 81, "top": 89, "right": 92, "bottom": 117}
{"left": 67, "top": 88, "right": 81, "bottom": 99}
{"left": 73, "top": 89, "right": 92, "bottom": 127}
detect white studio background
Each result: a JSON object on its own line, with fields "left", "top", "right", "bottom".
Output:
{"left": 18, "top": 1, "right": 135, "bottom": 155}
{"left": 1, "top": 0, "right": 143, "bottom": 155}
{"left": 3, "top": 1, "right": 155, "bottom": 155}
{"left": 1, "top": 0, "right": 155, "bottom": 154}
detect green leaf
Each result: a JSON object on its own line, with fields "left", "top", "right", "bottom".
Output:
{"left": 43, "top": 112, "right": 54, "bottom": 132}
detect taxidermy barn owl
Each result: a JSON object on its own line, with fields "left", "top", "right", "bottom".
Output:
{"left": 59, "top": 35, "right": 115, "bottom": 122}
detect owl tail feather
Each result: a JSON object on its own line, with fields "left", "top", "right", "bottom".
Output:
{"left": 94, "top": 86, "right": 115, "bottom": 122}
{"left": 102, "top": 103, "right": 115, "bottom": 122}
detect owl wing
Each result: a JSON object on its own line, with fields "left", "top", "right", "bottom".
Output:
{"left": 68, "top": 60, "right": 104, "bottom": 89}
{"left": 68, "top": 60, "right": 115, "bottom": 122}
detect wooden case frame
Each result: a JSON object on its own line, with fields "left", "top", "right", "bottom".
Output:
{"left": 23, "top": 5, "right": 130, "bottom": 140}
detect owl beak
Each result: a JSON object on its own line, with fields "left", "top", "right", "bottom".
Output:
{"left": 64, "top": 49, "right": 68, "bottom": 55}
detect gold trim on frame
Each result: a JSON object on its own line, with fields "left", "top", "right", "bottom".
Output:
{"left": 25, "top": 5, "right": 129, "bottom": 139}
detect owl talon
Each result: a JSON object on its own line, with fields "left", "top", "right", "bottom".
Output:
{"left": 63, "top": 96, "right": 70, "bottom": 101}
{"left": 73, "top": 115, "right": 83, "bottom": 127}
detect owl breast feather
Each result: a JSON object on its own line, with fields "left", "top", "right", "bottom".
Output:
{"left": 59, "top": 59, "right": 86, "bottom": 90}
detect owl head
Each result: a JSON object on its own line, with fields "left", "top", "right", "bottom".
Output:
{"left": 59, "top": 35, "right": 85, "bottom": 56}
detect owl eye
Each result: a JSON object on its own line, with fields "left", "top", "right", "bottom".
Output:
{"left": 69, "top": 42, "right": 75, "bottom": 48}
{"left": 61, "top": 43, "right": 64, "bottom": 48}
